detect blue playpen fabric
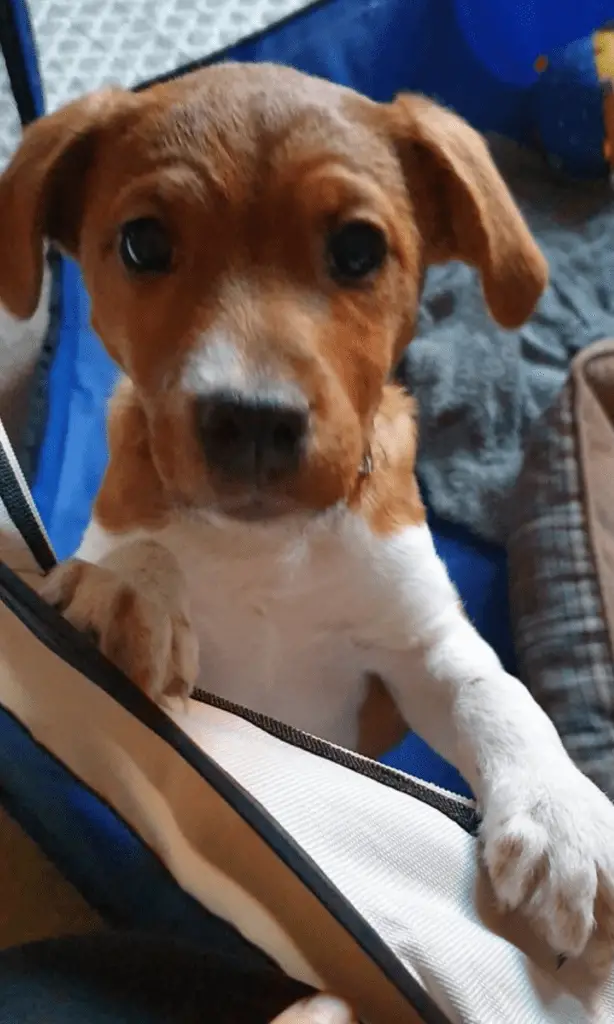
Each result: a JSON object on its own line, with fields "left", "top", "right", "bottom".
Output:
{"left": 3, "top": 0, "right": 611, "bottom": 894}
{"left": 32, "top": 258, "right": 119, "bottom": 557}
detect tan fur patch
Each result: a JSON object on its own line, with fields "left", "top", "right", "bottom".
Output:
{"left": 94, "top": 379, "right": 171, "bottom": 533}
{"left": 350, "top": 385, "right": 425, "bottom": 535}
{"left": 357, "top": 673, "right": 408, "bottom": 759}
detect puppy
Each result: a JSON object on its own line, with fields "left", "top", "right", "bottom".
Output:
{"left": 1, "top": 62, "right": 613, "bottom": 967}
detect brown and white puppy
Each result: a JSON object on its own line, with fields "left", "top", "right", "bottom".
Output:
{"left": 1, "top": 63, "right": 613, "bottom": 967}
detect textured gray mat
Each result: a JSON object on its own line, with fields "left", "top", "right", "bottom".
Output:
{"left": 401, "top": 138, "right": 614, "bottom": 543}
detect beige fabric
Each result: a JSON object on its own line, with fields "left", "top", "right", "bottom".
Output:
{"left": 174, "top": 705, "right": 614, "bottom": 1024}
{"left": 2, "top": 514, "right": 614, "bottom": 1020}
{"left": 0, "top": 513, "right": 102, "bottom": 948}
{"left": 0, "top": 503, "right": 45, "bottom": 580}
{"left": 574, "top": 340, "right": 614, "bottom": 655}
{"left": 508, "top": 342, "right": 614, "bottom": 798}
{"left": 0, "top": 523, "right": 613, "bottom": 1023}
{"left": 0, "top": 597, "right": 421, "bottom": 1024}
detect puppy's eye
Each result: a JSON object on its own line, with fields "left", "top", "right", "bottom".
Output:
{"left": 119, "top": 218, "right": 172, "bottom": 274}
{"left": 327, "top": 221, "right": 387, "bottom": 284}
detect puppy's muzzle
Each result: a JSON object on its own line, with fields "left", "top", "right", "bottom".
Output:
{"left": 196, "top": 390, "right": 308, "bottom": 485}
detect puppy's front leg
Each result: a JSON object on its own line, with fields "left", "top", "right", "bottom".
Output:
{"left": 363, "top": 522, "right": 614, "bottom": 962}
{"left": 38, "top": 523, "right": 198, "bottom": 702}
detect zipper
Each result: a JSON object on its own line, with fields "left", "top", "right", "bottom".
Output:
{"left": 193, "top": 688, "right": 479, "bottom": 835}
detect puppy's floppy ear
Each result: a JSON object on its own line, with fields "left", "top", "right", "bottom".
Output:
{"left": 385, "top": 94, "right": 548, "bottom": 328}
{"left": 0, "top": 88, "right": 135, "bottom": 320}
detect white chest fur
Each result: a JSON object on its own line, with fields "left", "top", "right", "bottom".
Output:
{"left": 170, "top": 514, "right": 378, "bottom": 745}
{"left": 78, "top": 510, "right": 405, "bottom": 747}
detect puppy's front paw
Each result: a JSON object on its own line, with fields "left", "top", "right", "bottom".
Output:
{"left": 38, "top": 559, "right": 199, "bottom": 702}
{"left": 481, "top": 762, "right": 614, "bottom": 963}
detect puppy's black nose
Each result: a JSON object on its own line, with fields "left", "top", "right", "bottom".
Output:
{"left": 196, "top": 391, "right": 308, "bottom": 483}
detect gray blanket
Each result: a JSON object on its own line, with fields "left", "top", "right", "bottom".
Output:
{"left": 400, "top": 139, "right": 614, "bottom": 544}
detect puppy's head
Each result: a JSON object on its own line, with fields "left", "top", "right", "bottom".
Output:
{"left": 0, "top": 64, "right": 547, "bottom": 521}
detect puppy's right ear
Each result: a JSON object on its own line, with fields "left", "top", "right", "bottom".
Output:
{"left": 0, "top": 89, "right": 134, "bottom": 320}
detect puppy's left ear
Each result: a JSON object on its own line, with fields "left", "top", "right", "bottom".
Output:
{"left": 385, "top": 94, "right": 548, "bottom": 328}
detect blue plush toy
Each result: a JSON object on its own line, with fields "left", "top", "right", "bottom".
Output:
{"left": 533, "top": 33, "right": 612, "bottom": 179}
{"left": 454, "top": 0, "right": 614, "bottom": 179}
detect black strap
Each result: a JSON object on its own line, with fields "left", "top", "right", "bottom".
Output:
{"left": 0, "top": 419, "right": 56, "bottom": 572}
{"left": 0, "top": 0, "right": 42, "bottom": 126}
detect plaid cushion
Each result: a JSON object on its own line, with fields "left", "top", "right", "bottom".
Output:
{"left": 508, "top": 340, "right": 614, "bottom": 800}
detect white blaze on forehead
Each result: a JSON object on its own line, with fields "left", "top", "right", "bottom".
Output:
{"left": 181, "top": 333, "right": 307, "bottom": 409}
{"left": 182, "top": 335, "right": 249, "bottom": 395}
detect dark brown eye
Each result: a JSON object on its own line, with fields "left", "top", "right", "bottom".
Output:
{"left": 119, "top": 218, "right": 172, "bottom": 274}
{"left": 327, "top": 221, "right": 387, "bottom": 283}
